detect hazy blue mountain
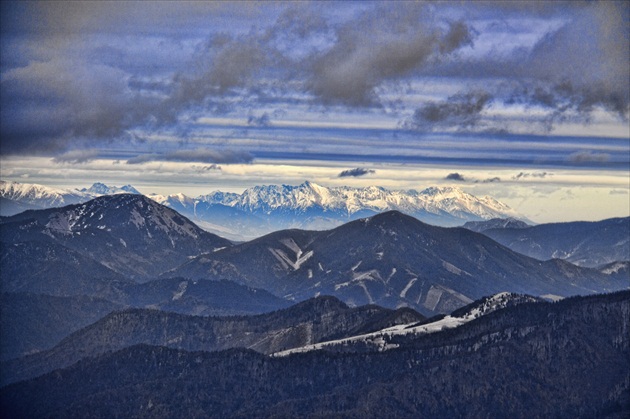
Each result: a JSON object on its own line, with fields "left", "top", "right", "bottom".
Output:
{"left": 168, "top": 211, "right": 627, "bottom": 316}
{"left": 0, "top": 240, "right": 131, "bottom": 297}
{"left": 0, "top": 296, "right": 423, "bottom": 386}
{"left": 480, "top": 217, "right": 630, "bottom": 267}
{"left": 148, "top": 193, "right": 265, "bottom": 241}
{"left": 0, "top": 279, "right": 292, "bottom": 367}
{"left": 0, "top": 293, "right": 122, "bottom": 361}
{"left": 2, "top": 291, "right": 627, "bottom": 418}
{"left": 1, "top": 194, "right": 232, "bottom": 280}
{"left": 463, "top": 217, "right": 530, "bottom": 232}
{"left": 121, "top": 278, "right": 292, "bottom": 316}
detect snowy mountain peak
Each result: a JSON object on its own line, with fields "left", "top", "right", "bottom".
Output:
{"left": 0, "top": 180, "right": 82, "bottom": 202}
{"left": 450, "top": 292, "right": 541, "bottom": 319}
{"left": 79, "top": 182, "right": 141, "bottom": 195}
{"left": 0, "top": 180, "right": 89, "bottom": 215}
{"left": 41, "top": 194, "right": 206, "bottom": 242}
{"left": 274, "top": 292, "right": 543, "bottom": 357}
{"left": 120, "top": 184, "right": 141, "bottom": 194}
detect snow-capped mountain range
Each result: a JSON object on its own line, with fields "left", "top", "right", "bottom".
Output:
{"left": 0, "top": 181, "right": 141, "bottom": 216}
{"left": 198, "top": 181, "right": 518, "bottom": 220}
{"left": 77, "top": 182, "right": 141, "bottom": 196}
{"left": 1, "top": 180, "right": 523, "bottom": 240}
{"left": 152, "top": 181, "right": 524, "bottom": 239}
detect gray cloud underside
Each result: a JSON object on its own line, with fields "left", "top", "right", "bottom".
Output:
{"left": 0, "top": 1, "right": 628, "bottom": 154}
{"left": 51, "top": 149, "right": 100, "bottom": 164}
{"left": 445, "top": 172, "right": 466, "bottom": 182}
{"left": 338, "top": 168, "right": 375, "bottom": 178}
{"left": 410, "top": 2, "right": 629, "bottom": 132}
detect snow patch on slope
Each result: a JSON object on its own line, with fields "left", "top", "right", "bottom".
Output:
{"left": 274, "top": 292, "right": 539, "bottom": 357}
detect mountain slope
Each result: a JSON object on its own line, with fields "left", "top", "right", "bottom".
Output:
{"left": 0, "top": 194, "right": 232, "bottom": 280}
{"left": 2, "top": 291, "right": 627, "bottom": 418}
{"left": 0, "top": 296, "right": 423, "bottom": 386}
{"left": 275, "top": 292, "right": 542, "bottom": 355}
{"left": 481, "top": 217, "right": 630, "bottom": 267}
{"left": 0, "top": 241, "right": 131, "bottom": 296}
{"left": 121, "top": 278, "right": 291, "bottom": 316}
{"left": 168, "top": 211, "right": 626, "bottom": 315}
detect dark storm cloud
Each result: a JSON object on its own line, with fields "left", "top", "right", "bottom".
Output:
{"left": 445, "top": 173, "right": 466, "bottom": 182}
{"left": 308, "top": 5, "right": 473, "bottom": 106}
{"left": 0, "top": 1, "right": 478, "bottom": 155}
{"left": 409, "top": 91, "right": 493, "bottom": 131}
{"left": 126, "top": 148, "right": 253, "bottom": 165}
{"left": 0, "top": 58, "right": 156, "bottom": 153}
{"left": 338, "top": 168, "right": 375, "bottom": 178}
{"left": 0, "top": 2, "right": 275, "bottom": 154}
{"left": 425, "top": 1, "right": 629, "bottom": 131}
{"left": 522, "top": 2, "right": 629, "bottom": 118}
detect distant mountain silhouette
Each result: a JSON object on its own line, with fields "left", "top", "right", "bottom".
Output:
{"left": 479, "top": 217, "right": 630, "bottom": 267}
{"left": 463, "top": 217, "right": 530, "bottom": 232}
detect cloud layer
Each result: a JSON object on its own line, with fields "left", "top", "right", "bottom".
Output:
{"left": 2, "top": 1, "right": 626, "bottom": 157}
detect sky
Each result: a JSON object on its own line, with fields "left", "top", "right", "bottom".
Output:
{"left": 0, "top": 1, "right": 628, "bottom": 223}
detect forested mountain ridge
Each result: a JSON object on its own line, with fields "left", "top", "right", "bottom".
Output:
{"left": 2, "top": 291, "right": 628, "bottom": 418}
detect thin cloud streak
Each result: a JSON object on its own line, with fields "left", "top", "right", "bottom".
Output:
{"left": 126, "top": 148, "right": 253, "bottom": 165}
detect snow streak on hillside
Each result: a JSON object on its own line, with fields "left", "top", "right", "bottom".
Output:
{"left": 274, "top": 292, "right": 540, "bottom": 356}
